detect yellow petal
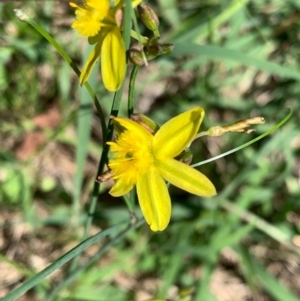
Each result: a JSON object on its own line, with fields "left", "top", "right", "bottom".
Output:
{"left": 112, "top": 117, "right": 154, "bottom": 140}
{"left": 109, "top": 178, "right": 134, "bottom": 197}
{"left": 136, "top": 166, "right": 171, "bottom": 231}
{"left": 156, "top": 158, "right": 216, "bottom": 197}
{"left": 101, "top": 28, "right": 126, "bottom": 91}
{"left": 153, "top": 107, "right": 204, "bottom": 158}
{"left": 132, "top": 0, "right": 143, "bottom": 8}
{"left": 86, "top": 0, "right": 110, "bottom": 13}
{"left": 79, "top": 40, "right": 102, "bottom": 85}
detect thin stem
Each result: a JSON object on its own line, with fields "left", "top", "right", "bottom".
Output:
{"left": 194, "top": 131, "right": 209, "bottom": 139}
{"left": 68, "top": 84, "right": 125, "bottom": 274}
{"left": 131, "top": 29, "right": 148, "bottom": 44}
{"left": 67, "top": 0, "right": 133, "bottom": 273}
{"left": 128, "top": 65, "right": 140, "bottom": 116}
{"left": 68, "top": 0, "right": 132, "bottom": 269}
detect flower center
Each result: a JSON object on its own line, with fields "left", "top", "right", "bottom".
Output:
{"left": 108, "top": 128, "right": 154, "bottom": 183}
{"left": 70, "top": 0, "right": 110, "bottom": 37}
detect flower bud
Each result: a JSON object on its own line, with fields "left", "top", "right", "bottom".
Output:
{"left": 146, "top": 43, "right": 174, "bottom": 57}
{"left": 128, "top": 48, "right": 145, "bottom": 66}
{"left": 146, "top": 44, "right": 162, "bottom": 57}
{"left": 137, "top": 2, "right": 159, "bottom": 32}
{"left": 207, "top": 117, "right": 265, "bottom": 137}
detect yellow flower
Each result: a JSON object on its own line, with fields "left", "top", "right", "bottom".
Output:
{"left": 107, "top": 107, "right": 217, "bottom": 231}
{"left": 70, "top": 0, "right": 142, "bottom": 91}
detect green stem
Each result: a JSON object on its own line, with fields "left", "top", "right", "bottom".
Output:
{"left": 128, "top": 65, "right": 140, "bottom": 116}
{"left": 131, "top": 29, "right": 148, "bottom": 44}
{"left": 68, "top": 84, "right": 125, "bottom": 274}
{"left": 194, "top": 131, "right": 209, "bottom": 139}
{"left": 67, "top": 0, "right": 133, "bottom": 275}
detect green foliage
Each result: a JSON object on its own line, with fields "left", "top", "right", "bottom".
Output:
{"left": 1, "top": 0, "right": 300, "bottom": 301}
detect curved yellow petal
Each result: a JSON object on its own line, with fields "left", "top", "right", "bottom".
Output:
{"left": 156, "top": 158, "right": 216, "bottom": 197}
{"left": 101, "top": 28, "right": 126, "bottom": 91}
{"left": 109, "top": 178, "right": 134, "bottom": 197}
{"left": 153, "top": 107, "right": 204, "bottom": 158}
{"left": 112, "top": 117, "right": 154, "bottom": 140}
{"left": 136, "top": 166, "right": 171, "bottom": 231}
{"left": 79, "top": 40, "right": 102, "bottom": 85}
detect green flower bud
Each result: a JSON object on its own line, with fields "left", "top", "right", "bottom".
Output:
{"left": 137, "top": 2, "right": 160, "bottom": 33}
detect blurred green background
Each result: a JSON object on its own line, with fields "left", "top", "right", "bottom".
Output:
{"left": 0, "top": 0, "right": 300, "bottom": 301}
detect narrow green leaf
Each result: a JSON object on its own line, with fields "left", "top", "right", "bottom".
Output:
{"left": 45, "top": 220, "right": 144, "bottom": 301}
{"left": 238, "top": 249, "right": 300, "bottom": 301}
{"left": 173, "top": 0, "right": 251, "bottom": 42}
{"left": 72, "top": 44, "right": 96, "bottom": 227}
{"left": 172, "top": 44, "right": 300, "bottom": 81}
{"left": 1, "top": 222, "right": 127, "bottom": 301}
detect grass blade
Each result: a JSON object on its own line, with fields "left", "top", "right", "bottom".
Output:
{"left": 172, "top": 44, "right": 300, "bottom": 81}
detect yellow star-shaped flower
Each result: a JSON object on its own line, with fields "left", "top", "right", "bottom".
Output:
{"left": 70, "top": 0, "right": 142, "bottom": 91}
{"left": 108, "top": 107, "right": 217, "bottom": 231}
